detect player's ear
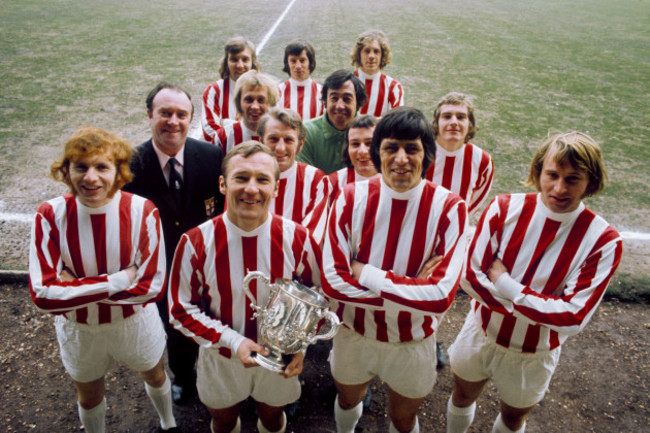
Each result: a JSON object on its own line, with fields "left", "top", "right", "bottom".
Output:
{"left": 219, "top": 175, "right": 227, "bottom": 195}
{"left": 272, "top": 179, "right": 279, "bottom": 198}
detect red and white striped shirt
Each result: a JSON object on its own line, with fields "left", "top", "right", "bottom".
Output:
{"left": 202, "top": 79, "right": 238, "bottom": 142}
{"left": 327, "top": 167, "right": 379, "bottom": 206}
{"left": 29, "top": 191, "right": 165, "bottom": 325}
{"left": 215, "top": 121, "right": 260, "bottom": 155}
{"left": 278, "top": 78, "right": 323, "bottom": 121}
{"left": 425, "top": 142, "right": 494, "bottom": 216}
{"left": 462, "top": 193, "right": 623, "bottom": 353}
{"left": 355, "top": 69, "right": 404, "bottom": 117}
{"left": 272, "top": 162, "right": 330, "bottom": 245}
{"left": 168, "top": 213, "right": 321, "bottom": 358}
{"left": 322, "top": 177, "right": 468, "bottom": 343}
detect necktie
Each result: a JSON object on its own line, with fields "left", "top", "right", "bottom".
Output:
{"left": 168, "top": 157, "right": 183, "bottom": 208}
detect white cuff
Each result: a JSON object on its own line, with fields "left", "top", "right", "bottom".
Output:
{"left": 221, "top": 328, "right": 246, "bottom": 354}
{"left": 107, "top": 270, "right": 131, "bottom": 295}
{"left": 358, "top": 264, "right": 387, "bottom": 294}
{"left": 494, "top": 273, "right": 522, "bottom": 300}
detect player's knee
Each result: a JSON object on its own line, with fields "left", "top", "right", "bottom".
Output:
{"left": 389, "top": 414, "right": 417, "bottom": 433}
{"left": 500, "top": 404, "right": 533, "bottom": 432}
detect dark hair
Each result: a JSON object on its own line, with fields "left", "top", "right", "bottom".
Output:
{"left": 342, "top": 115, "right": 378, "bottom": 168}
{"left": 145, "top": 82, "right": 194, "bottom": 116}
{"left": 218, "top": 36, "right": 260, "bottom": 80}
{"left": 370, "top": 107, "right": 435, "bottom": 178}
{"left": 282, "top": 39, "right": 316, "bottom": 75}
{"left": 321, "top": 69, "right": 367, "bottom": 111}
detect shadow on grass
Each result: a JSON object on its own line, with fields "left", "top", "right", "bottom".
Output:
{"left": 605, "top": 273, "right": 650, "bottom": 305}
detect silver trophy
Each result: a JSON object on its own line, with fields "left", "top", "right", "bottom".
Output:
{"left": 242, "top": 270, "right": 340, "bottom": 373}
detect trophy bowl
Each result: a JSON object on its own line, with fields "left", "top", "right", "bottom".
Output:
{"left": 242, "top": 270, "right": 340, "bottom": 373}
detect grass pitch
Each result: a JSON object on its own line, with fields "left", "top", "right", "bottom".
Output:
{"left": 1, "top": 0, "right": 648, "bottom": 278}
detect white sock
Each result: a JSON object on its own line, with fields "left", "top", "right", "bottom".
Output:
{"left": 257, "top": 412, "right": 286, "bottom": 433}
{"left": 77, "top": 397, "right": 106, "bottom": 433}
{"left": 145, "top": 375, "right": 177, "bottom": 430}
{"left": 230, "top": 417, "right": 242, "bottom": 433}
{"left": 389, "top": 416, "right": 419, "bottom": 433}
{"left": 492, "top": 413, "right": 526, "bottom": 433}
{"left": 447, "top": 396, "right": 476, "bottom": 433}
{"left": 211, "top": 417, "right": 241, "bottom": 433}
{"left": 334, "top": 395, "right": 363, "bottom": 433}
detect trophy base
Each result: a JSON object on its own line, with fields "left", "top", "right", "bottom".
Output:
{"left": 252, "top": 352, "right": 287, "bottom": 373}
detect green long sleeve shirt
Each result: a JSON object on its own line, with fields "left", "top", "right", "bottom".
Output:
{"left": 297, "top": 113, "right": 347, "bottom": 174}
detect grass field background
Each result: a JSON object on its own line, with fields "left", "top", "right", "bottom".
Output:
{"left": 1, "top": 0, "right": 648, "bottom": 288}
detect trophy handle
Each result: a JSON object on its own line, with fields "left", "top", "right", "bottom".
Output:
{"left": 242, "top": 271, "right": 270, "bottom": 308}
{"left": 311, "top": 311, "right": 340, "bottom": 342}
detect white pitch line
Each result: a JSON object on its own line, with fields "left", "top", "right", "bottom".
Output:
{"left": 188, "top": 0, "right": 298, "bottom": 141}
{"left": 256, "top": 0, "right": 299, "bottom": 54}
{"left": 0, "top": 212, "right": 33, "bottom": 224}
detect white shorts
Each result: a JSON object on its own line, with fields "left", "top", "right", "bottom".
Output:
{"left": 55, "top": 304, "right": 166, "bottom": 383}
{"left": 196, "top": 347, "right": 301, "bottom": 409}
{"left": 330, "top": 326, "right": 437, "bottom": 399}
{"left": 448, "top": 312, "right": 561, "bottom": 408}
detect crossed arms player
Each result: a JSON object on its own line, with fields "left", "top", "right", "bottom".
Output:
{"left": 168, "top": 142, "right": 321, "bottom": 433}
{"left": 446, "top": 132, "right": 623, "bottom": 433}
{"left": 29, "top": 127, "right": 179, "bottom": 432}
{"left": 322, "top": 107, "right": 468, "bottom": 433}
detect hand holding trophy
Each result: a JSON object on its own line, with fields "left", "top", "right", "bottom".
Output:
{"left": 242, "top": 270, "right": 340, "bottom": 373}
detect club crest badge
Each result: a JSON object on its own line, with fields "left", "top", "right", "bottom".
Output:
{"left": 204, "top": 197, "right": 215, "bottom": 217}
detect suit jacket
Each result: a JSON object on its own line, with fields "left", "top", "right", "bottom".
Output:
{"left": 123, "top": 137, "right": 224, "bottom": 267}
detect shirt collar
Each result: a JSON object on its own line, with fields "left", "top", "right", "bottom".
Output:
{"left": 152, "top": 139, "right": 185, "bottom": 170}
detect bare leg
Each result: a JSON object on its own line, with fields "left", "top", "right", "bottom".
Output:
{"left": 498, "top": 400, "right": 535, "bottom": 432}
{"left": 334, "top": 379, "right": 372, "bottom": 409}
{"left": 451, "top": 374, "right": 489, "bottom": 407}
{"left": 256, "top": 401, "right": 287, "bottom": 432}
{"left": 386, "top": 386, "right": 425, "bottom": 432}
{"left": 72, "top": 377, "right": 106, "bottom": 433}
{"left": 333, "top": 379, "right": 371, "bottom": 433}
{"left": 139, "top": 358, "right": 176, "bottom": 430}
{"left": 138, "top": 357, "right": 167, "bottom": 387}
{"left": 73, "top": 376, "right": 105, "bottom": 409}
{"left": 208, "top": 404, "right": 241, "bottom": 433}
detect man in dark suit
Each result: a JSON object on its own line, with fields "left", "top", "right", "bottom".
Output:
{"left": 123, "top": 82, "right": 224, "bottom": 405}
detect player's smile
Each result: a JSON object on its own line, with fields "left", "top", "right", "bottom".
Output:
{"left": 360, "top": 40, "right": 382, "bottom": 75}
{"left": 69, "top": 153, "right": 117, "bottom": 208}
{"left": 348, "top": 126, "right": 377, "bottom": 177}
{"left": 148, "top": 88, "right": 192, "bottom": 156}
{"left": 241, "top": 86, "right": 270, "bottom": 131}
{"left": 262, "top": 117, "right": 302, "bottom": 173}
{"left": 380, "top": 137, "right": 425, "bottom": 193}
{"left": 437, "top": 104, "right": 470, "bottom": 151}
{"left": 539, "top": 152, "right": 589, "bottom": 213}
{"left": 228, "top": 48, "right": 253, "bottom": 80}
{"left": 326, "top": 81, "right": 357, "bottom": 131}
{"left": 221, "top": 152, "right": 279, "bottom": 231}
